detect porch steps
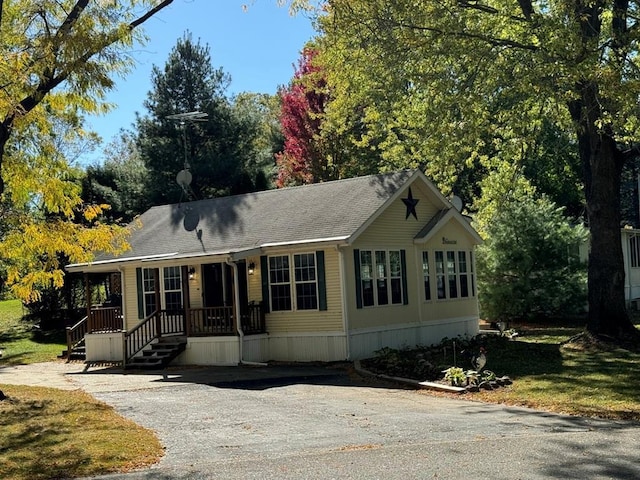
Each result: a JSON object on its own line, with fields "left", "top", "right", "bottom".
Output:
{"left": 125, "top": 336, "right": 187, "bottom": 370}
{"left": 59, "top": 339, "right": 86, "bottom": 362}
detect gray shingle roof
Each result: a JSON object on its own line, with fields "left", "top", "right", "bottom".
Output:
{"left": 94, "top": 170, "right": 417, "bottom": 264}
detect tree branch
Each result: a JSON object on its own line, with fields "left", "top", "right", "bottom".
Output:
{"left": 13, "top": 0, "right": 175, "bottom": 121}
{"left": 393, "top": 20, "right": 539, "bottom": 51}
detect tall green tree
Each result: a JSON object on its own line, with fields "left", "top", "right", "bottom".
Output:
{"left": 0, "top": 0, "right": 173, "bottom": 301}
{"left": 83, "top": 131, "right": 149, "bottom": 223}
{"left": 314, "top": 0, "right": 640, "bottom": 341}
{"left": 137, "top": 33, "right": 271, "bottom": 204}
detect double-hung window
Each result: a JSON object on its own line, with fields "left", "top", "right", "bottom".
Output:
{"left": 422, "top": 251, "right": 431, "bottom": 301}
{"left": 139, "top": 266, "right": 184, "bottom": 318}
{"left": 429, "top": 250, "right": 475, "bottom": 300}
{"left": 268, "top": 253, "right": 320, "bottom": 311}
{"left": 357, "top": 249, "right": 405, "bottom": 307}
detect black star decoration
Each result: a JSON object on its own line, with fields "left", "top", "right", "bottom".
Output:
{"left": 402, "top": 187, "right": 419, "bottom": 220}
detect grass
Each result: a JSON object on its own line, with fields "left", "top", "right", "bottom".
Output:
{"left": 0, "top": 299, "right": 164, "bottom": 479}
{"left": 364, "top": 318, "right": 640, "bottom": 421}
{"left": 470, "top": 321, "right": 640, "bottom": 420}
{"left": 0, "top": 299, "right": 66, "bottom": 365}
{"left": 0, "top": 384, "right": 163, "bottom": 480}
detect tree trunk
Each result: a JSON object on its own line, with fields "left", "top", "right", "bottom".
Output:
{"left": 572, "top": 82, "right": 639, "bottom": 340}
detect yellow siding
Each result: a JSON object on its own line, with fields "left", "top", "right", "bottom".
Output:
{"left": 246, "top": 247, "right": 345, "bottom": 334}
{"left": 187, "top": 265, "right": 203, "bottom": 308}
{"left": 421, "top": 219, "right": 479, "bottom": 321}
{"left": 356, "top": 180, "right": 439, "bottom": 246}
{"left": 345, "top": 178, "right": 480, "bottom": 331}
{"left": 122, "top": 266, "right": 139, "bottom": 330}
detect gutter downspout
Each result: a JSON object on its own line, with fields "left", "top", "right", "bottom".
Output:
{"left": 337, "top": 247, "right": 351, "bottom": 361}
{"left": 226, "top": 258, "right": 267, "bottom": 366}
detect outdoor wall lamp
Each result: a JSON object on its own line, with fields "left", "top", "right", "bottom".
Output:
{"left": 188, "top": 267, "right": 196, "bottom": 280}
{"left": 248, "top": 262, "right": 255, "bottom": 275}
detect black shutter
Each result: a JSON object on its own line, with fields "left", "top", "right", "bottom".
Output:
{"left": 400, "top": 250, "right": 409, "bottom": 305}
{"left": 136, "top": 267, "right": 144, "bottom": 319}
{"left": 316, "top": 250, "right": 327, "bottom": 311}
{"left": 260, "top": 255, "right": 270, "bottom": 313}
{"left": 354, "top": 249, "right": 363, "bottom": 309}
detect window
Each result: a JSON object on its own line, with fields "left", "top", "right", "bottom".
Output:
{"left": 142, "top": 268, "right": 156, "bottom": 317}
{"left": 269, "top": 255, "right": 292, "bottom": 311}
{"left": 435, "top": 251, "right": 446, "bottom": 299}
{"left": 447, "top": 251, "right": 458, "bottom": 298}
{"left": 431, "top": 250, "right": 476, "bottom": 300}
{"left": 268, "top": 253, "right": 319, "bottom": 311}
{"left": 163, "top": 266, "right": 183, "bottom": 312}
{"left": 631, "top": 236, "right": 640, "bottom": 268}
{"left": 422, "top": 251, "right": 431, "bottom": 300}
{"left": 458, "top": 251, "right": 469, "bottom": 298}
{"left": 294, "top": 253, "right": 318, "bottom": 310}
{"left": 140, "top": 267, "right": 183, "bottom": 317}
{"left": 358, "top": 249, "right": 404, "bottom": 307}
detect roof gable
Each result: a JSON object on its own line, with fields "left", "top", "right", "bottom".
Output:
{"left": 414, "top": 208, "right": 483, "bottom": 245}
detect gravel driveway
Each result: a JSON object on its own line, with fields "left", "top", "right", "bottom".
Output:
{"left": 48, "top": 363, "right": 640, "bottom": 480}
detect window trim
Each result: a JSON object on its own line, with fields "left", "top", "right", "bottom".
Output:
{"left": 425, "top": 249, "right": 476, "bottom": 301}
{"left": 140, "top": 266, "right": 184, "bottom": 316}
{"left": 267, "top": 252, "right": 320, "bottom": 312}
{"left": 357, "top": 249, "right": 405, "bottom": 308}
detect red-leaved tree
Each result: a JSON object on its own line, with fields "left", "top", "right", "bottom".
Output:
{"left": 275, "top": 47, "right": 331, "bottom": 187}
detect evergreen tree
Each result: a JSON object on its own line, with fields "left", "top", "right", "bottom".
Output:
{"left": 83, "top": 131, "right": 149, "bottom": 223}
{"left": 136, "top": 33, "right": 272, "bottom": 204}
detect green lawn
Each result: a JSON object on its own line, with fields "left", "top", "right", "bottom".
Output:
{"left": 0, "top": 299, "right": 66, "bottom": 365}
{"left": 0, "top": 299, "right": 164, "bottom": 479}
{"left": 470, "top": 321, "right": 640, "bottom": 420}
{"left": 0, "top": 384, "right": 163, "bottom": 480}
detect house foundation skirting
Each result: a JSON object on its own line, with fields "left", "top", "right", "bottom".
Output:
{"left": 175, "top": 336, "right": 240, "bottom": 366}
{"left": 266, "top": 332, "right": 348, "bottom": 362}
{"left": 348, "top": 316, "right": 479, "bottom": 360}
{"left": 85, "top": 332, "right": 124, "bottom": 362}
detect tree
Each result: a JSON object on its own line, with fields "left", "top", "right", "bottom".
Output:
{"left": 276, "top": 46, "right": 381, "bottom": 187}
{"left": 314, "top": 0, "right": 640, "bottom": 341}
{"left": 83, "top": 131, "right": 149, "bottom": 223}
{"left": 137, "top": 33, "right": 270, "bottom": 204}
{"left": 0, "top": 1, "right": 174, "bottom": 301}
{"left": 477, "top": 187, "right": 588, "bottom": 323}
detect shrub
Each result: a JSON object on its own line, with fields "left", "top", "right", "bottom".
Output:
{"left": 476, "top": 195, "right": 587, "bottom": 322}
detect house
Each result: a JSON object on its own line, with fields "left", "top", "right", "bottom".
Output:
{"left": 66, "top": 170, "right": 482, "bottom": 367}
{"left": 616, "top": 228, "right": 640, "bottom": 308}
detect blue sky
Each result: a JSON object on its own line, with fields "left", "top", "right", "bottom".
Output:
{"left": 81, "top": 0, "right": 316, "bottom": 164}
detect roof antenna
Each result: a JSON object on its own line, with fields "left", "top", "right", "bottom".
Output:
{"left": 166, "top": 111, "right": 208, "bottom": 195}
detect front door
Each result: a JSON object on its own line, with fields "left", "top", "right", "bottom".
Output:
{"left": 202, "top": 262, "right": 249, "bottom": 308}
{"left": 203, "top": 263, "right": 230, "bottom": 307}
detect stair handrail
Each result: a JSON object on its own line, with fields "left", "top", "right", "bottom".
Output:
{"left": 123, "top": 310, "right": 162, "bottom": 368}
{"left": 66, "top": 315, "right": 88, "bottom": 362}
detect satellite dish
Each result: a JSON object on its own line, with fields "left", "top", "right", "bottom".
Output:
{"left": 450, "top": 195, "right": 463, "bottom": 212}
{"left": 176, "top": 169, "right": 192, "bottom": 189}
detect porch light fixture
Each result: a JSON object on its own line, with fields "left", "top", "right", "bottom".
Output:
{"left": 248, "top": 262, "right": 255, "bottom": 275}
{"left": 188, "top": 267, "right": 196, "bottom": 280}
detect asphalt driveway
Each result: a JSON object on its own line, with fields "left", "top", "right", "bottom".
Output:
{"left": 2, "top": 362, "right": 640, "bottom": 479}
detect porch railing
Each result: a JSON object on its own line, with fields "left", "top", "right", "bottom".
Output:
{"left": 88, "top": 306, "right": 122, "bottom": 333}
{"left": 241, "top": 302, "right": 266, "bottom": 335}
{"left": 66, "top": 315, "right": 88, "bottom": 361}
{"left": 123, "top": 310, "right": 186, "bottom": 366}
{"left": 188, "top": 306, "right": 234, "bottom": 336}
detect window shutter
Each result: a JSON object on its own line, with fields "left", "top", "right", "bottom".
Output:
{"left": 316, "top": 250, "right": 327, "bottom": 311}
{"left": 354, "top": 249, "right": 363, "bottom": 309}
{"left": 136, "top": 267, "right": 144, "bottom": 319}
{"left": 260, "top": 255, "right": 270, "bottom": 313}
{"left": 400, "top": 249, "right": 409, "bottom": 305}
